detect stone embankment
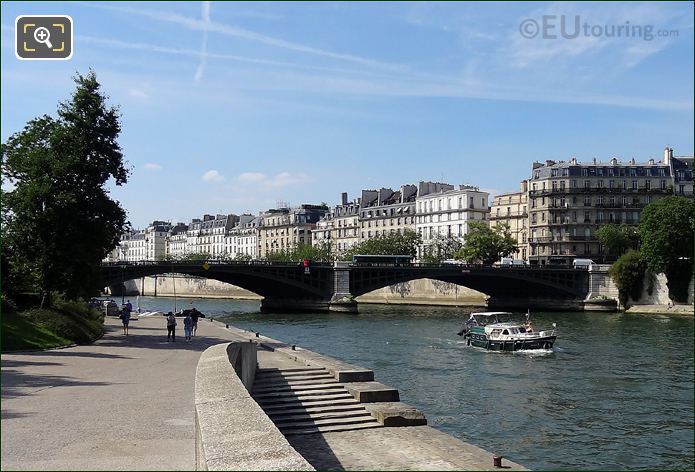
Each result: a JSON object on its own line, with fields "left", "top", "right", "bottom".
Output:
{"left": 196, "top": 321, "right": 528, "bottom": 470}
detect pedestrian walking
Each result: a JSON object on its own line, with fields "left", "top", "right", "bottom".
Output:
{"left": 126, "top": 299, "right": 133, "bottom": 313}
{"left": 166, "top": 312, "right": 177, "bottom": 342}
{"left": 119, "top": 306, "right": 131, "bottom": 335}
{"left": 190, "top": 308, "right": 204, "bottom": 336}
{"left": 183, "top": 313, "right": 193, "bottom": 342}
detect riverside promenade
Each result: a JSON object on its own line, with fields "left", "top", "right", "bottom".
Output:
{"left": 2, "top": 316, "right": 526, "bottom": 470}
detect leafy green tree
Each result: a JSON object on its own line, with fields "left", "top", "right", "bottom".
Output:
{"left": 342, "top": 230, "right": 421, "bottom": 261}
{"left": 265, "top": 241, "right": 334, "bottom": 263}
{"left": 608, "top": 250, "right": 646, "bottom": 308}
{"left": 180, "top": 252, "right": 212, "bottom": 261}
{"left": 421, "top": 234, "right": 463, "bottom": 263}
{"left": 597, "top": 224, "right": 640, "bottom": 257}
{"left": 2, "top": 71, "right": 129, "bottom": 304}
{"left": 454, "top": 222, "right": 517, "bottom": 265}
{"left": 639, "top": 196, "right": 694, "bottom": 302}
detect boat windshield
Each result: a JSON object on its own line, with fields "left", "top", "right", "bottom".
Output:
{"left": 496, "top": 313, "right": 528, "bottom": 324}
{"left": 470, "top": 313, "right": 500, "bottom": 326}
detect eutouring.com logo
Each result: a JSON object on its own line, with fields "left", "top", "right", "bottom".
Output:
{"left": 519, "top": 15, "right": 679, "bottom": 41}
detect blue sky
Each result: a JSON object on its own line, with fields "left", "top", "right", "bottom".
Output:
{"left": 2, "top": 1, "right": 693, "bottom": 228}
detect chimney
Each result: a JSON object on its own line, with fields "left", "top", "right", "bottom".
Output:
{"left": 592, "top": 157, "right": 597, "bottom": 165}
{"left": 341, "top": 192, "right": 348, "bottom": 206}
{"left": 570, "top": 156, "right": 577, "bottom": 165}
{"left": 663, "top": 147, "right": 673, "bottom": 165}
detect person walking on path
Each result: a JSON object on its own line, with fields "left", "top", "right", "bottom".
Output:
{"left": 183, "top": 313, "right": 193, "bottom": 342}
{"left": 190, "top": 308, "right": 204, "bottom": 336}
{"left": 166, "top": 312, "right": 177, "bottom": 342}
{"left": 119, "top": 306, "right": 131, "bottom": 335}
{"left": 126, "top": 299, "right": 133, "bottom": 313}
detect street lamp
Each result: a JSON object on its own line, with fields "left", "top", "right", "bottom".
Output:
{"left": 119, "top": 264, "right": 126, "bottom": 305}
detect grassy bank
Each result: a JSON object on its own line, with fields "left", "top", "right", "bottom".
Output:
{"left": 1, "top": 298, "right": 105, "bottom": 352}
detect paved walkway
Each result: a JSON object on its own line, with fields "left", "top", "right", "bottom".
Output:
{"left": 1, "top": 316, "right": 241, "bottom": 470}
{"left": 2, "top": 315, "right": 526, "bottom": 471}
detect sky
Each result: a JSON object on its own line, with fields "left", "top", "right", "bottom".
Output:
{"left": 2, "top": 1, "right": 693, "bottom": 228}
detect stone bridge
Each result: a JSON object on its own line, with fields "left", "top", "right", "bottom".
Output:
{"left": 101, "top": 261, "right": 590, "bottom": 313}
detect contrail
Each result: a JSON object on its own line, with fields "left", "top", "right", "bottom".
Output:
{"left": 194, "top": 1, "right": 211, "bottom": 82}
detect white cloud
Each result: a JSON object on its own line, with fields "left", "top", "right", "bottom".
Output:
{"left": 235, "top": 171, "right": 310, "bottom": 188}
{"left": 202, "top": 170, "right": 225, "bottom": 182}
{"left": 144, "top": 163, "right": 162, "bottom": 170}
{"left": 128, "top": 88, "right": 149, "bottom": 99}
{"left": 265, "top": 172, "right": 310, "bottom": 188}
{"left": 238, "top": 172, "right": 266, "bottom": 182}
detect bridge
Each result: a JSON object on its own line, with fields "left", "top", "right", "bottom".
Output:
{"left": 101, "top": 261, "right": 591, "bottom": 313}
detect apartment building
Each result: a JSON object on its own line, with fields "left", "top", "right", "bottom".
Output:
{"left": 528, "top": 148, "right": 693, "bottom": 265}
{"left": 225, "top": 214, "right": 260, "bottom": 259}
{"left": 415, "top": 183, "right": 489, "bottom": 257}
{"left": 359, "top": 185, "right": 417, "bottom": 241}
{"left": 259, "top": 205, "right": 328, "bottom": 257}
{"left": 489, "top": 181, "right": 528, "bottom": 260}
{"left": 313, "top": 193, "right": 361, "bottom": 254}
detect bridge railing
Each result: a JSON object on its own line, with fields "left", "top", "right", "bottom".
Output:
{"left": 102, "top": 260, "right": 588, "bottom": 270}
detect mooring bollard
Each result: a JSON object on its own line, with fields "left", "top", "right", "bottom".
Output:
{"left": 225, "top": 324, "right": 229, "bottom": 328}
{"left": 292, "top": 345, "right": 296, "bottom": 350}
{"left": 255, "top": 332, "right": 260, "bottom": 337}
{"left": 493, "top": 456, "right": 502, "bottom": 468}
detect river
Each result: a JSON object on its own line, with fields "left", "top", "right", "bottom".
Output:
{"left": 132, "top": 296, "right": 694, "bottom": 470}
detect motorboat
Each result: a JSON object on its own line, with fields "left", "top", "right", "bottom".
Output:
{"left": 457, "top": 311, "right": 556, "bottom": 351}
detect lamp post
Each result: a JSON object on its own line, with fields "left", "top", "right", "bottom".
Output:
{"left": 119, "top": 264, "right": 126, "bottom": 305}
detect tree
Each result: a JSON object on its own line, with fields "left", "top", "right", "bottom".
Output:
{"left": 2, "top": 71, "right": 129, "bottom": 304}
{"left": 265, "top": 241, "right": 334, "bottom": 263}
{"left": 639, "top": 196, "right": 694, "bottom": 302}
{"left": 597, "top": 224, "right": 640, "bottom": 257}
{"left": 342, "top": 230, "right": 421, "bottom": 261}
{"left": 421, "top": 234, "right": 463, "bottom": 263}
{"left": 608, "top": 250, "right": 646, "bottom": 308}
{"left": 454, "top": 222, "right": 517, "bottom": 265}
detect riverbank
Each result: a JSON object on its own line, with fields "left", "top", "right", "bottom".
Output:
{"left": 625, "top": 304, "right": 693, "bottom": 316}
{"left": 1, "top": 299, "right": 104, "bottom": 352}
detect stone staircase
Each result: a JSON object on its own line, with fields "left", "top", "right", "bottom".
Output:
{"left": 252, "top": 366, "right": 382, "bottom": 435}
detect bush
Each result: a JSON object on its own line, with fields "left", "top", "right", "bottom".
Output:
{"left": 608, "top": 250, "right": 646, "bottom": 308}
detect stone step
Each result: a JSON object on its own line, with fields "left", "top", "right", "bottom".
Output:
{"left": 276, "top": 414, "right": 379, "bottom": 431}
{"left": 260, "top": 397, "right": 360, "bottom": 413}
{"left": 263, "top": 403, "right": 364, "bottom": 417}
{"left": 270, "top": 410, "right": 373, "bottom": 424}
{"left": 344, "top": 381, "right": 400, "bottom": 403}
{"left": 256, "top": 367, "right": 325, "bottom": 375}
{"left": 253, "top": 382, "right": 342, "bottom": 394}
{"left": 282, "top": 421, "right": 382, "bottom": 436}
{"left": 253, "top": 385, "right": 345, "bottom": 400}
{"left": 253, "top": 374, "right": 336, "bottom": 386}
{"left": 255, "top": 392, "right": 355, "bottom": 407}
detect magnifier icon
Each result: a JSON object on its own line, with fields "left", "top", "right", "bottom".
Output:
{"left": 33, "top": 27, "right": 53, "bottom": 49}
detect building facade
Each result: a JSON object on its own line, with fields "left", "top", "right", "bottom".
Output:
{"left": 415, "top": 183, "right": 489, "bottom": 258}
{"left": 258, "top": 205, "right": 328, "bottom": 258}
{"left": 489, "top": 181, "right": 528, "bottom": 260}
{"left": 313, "top": 193, "right": 361, "bottom": 255}
{"left": 527, "top": 148, "right": 693, "bottom": 265}
{"left": 358, "top": 185, "right": 417, "bottom": 242}
{"left": 225, "top": 214, "right": 260, "bottom": 259}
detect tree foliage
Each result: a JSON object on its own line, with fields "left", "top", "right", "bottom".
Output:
{"left": 454, "top": 222, "right": 517, "bottom": 265}
{"left": 639, "top": 196, "right": 694, "bottom": 302}
{"left": 341, "top": 230, "right": 421, "bottom": 261}
{"left": 608, "top": 250, "right": 646, "bottom": 308}
{"left": 597, "top": 224, "right": 640, "bottom": 257}
{"left": 265, "top": 241, "right": 334, "bottom": 263}
{"left": 1, "top": 71, "right": 129, "bottom": 303}
{"left": 421, "top": 234, "right": 463, "bottom": 263}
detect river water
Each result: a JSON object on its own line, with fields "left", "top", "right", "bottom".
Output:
{"left": 134, "top": 296, "right": 694, "bottom": 470}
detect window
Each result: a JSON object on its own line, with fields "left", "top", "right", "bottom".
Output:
{"left": 661, "top": 180, "right": 667, "bottom": 190}
{"left": 609, "top": 180, "right": 615, "bottom": 189}
{"left": 632, "top": 180, "right": 638, "bottom": 190}
{"left": 584, "top": 196, "right": 591, "bottom": 206}
{"left": 584, "top": 180, "right": 590, "bottom": 189}
{"left": 645, "top": 180, "right": 651, "bottom": 190}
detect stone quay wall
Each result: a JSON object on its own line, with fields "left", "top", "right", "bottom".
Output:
{"left": 121, "top": 275, "right": 487, "bottom": 305}
{"left": 194, "top": 342, "right": 313, "bottom": 471}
